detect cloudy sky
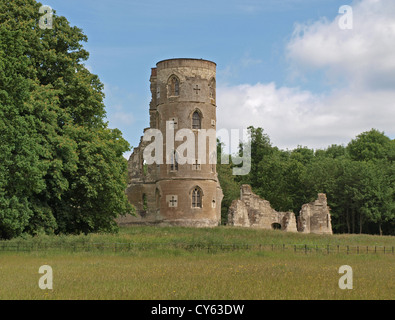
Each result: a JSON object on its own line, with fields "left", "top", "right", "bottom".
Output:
{"left": 43, "top": 0, "right": 395, "bottom": 157}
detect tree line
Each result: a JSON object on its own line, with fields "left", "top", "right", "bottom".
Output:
{"left": 217, "top": 127, "right": 395, "bottom": 235}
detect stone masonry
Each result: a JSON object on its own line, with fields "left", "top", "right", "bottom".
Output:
{"left": 227, "top": 185, "right": 298, "bottom": 232}
{"left": 228, "top": 185, "right": 332, "bottom": 234}
{"left": 117, "top": 58, "right": 223, "bottom": 227}
{"left": 298, "top": 193, "right": 333, "bottom": 234}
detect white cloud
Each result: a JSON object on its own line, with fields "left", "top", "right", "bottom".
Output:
{"left": 217, "top": 83, "right": 395, "bottom": 150}
{"left": 286, "top": 0, "right": 395, "bottom": 89}
{"left": 217, "top": 0, "right": 395, "bottom": 150}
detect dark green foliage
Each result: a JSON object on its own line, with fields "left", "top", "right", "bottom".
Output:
{"left": 216, "top": 139, "right": 240, "bottom": 224}
{"left": 219, "top": 126, "right": 394, "bottom": 235}
{"left": 0, "top": 0, "right": 133, "bottom": 239}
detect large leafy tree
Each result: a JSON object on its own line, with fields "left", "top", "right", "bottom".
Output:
{"left": 0, "top": 0, "right": 133, "bottom": 239}
{"left": 347, "top": 128, "right": 393, "bottom": 162}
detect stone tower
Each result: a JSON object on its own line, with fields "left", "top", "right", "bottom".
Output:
{"left": 118, "top": 58, "right": 223, "bottom": 227}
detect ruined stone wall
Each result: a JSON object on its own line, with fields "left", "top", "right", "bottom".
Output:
{"left": 228, "top": 185, "right": 297, "bottom": 232}
{"left": 227, "top": 185, "right": 332, "bottom": 235}
{"left": 298, "top": 193, "right": 333, "bottom": 235}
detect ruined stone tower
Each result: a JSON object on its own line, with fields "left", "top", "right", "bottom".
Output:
{"left": 118, "top": 58, "right": 223, "bottom": 227}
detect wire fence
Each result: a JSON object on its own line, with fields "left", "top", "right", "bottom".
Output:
{"left": 0, "top": 242, "right": 394, "bottom": 255}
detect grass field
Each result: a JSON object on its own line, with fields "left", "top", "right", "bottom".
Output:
{"left": 0, "top": 226, "right": 394, "bottom": 300}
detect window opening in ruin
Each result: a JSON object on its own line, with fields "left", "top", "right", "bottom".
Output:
{"left": 271, "top": 223, "right": 282, "bottom": 230}
{"left": 192, "top": 187, "right": 202, "bottom": 208}
{"left": 192, "top": 111, "right": 201, "bottom": 129}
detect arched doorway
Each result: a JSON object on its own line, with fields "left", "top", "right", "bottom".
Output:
{"left": 271, "top": 223, "right": 282, "bottom": 230}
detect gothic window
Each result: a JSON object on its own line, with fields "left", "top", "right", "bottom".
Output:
{"left": 192, "top": 187, "right": 202, "bottom": 208}
{"left": 175, "top": 79, "right": 179, "bottom": 96}
{"left": 170, "top": 150, "right": 178, "bottom": 171}
{"left": 168, "top": 75, "right": 180, "bottom": 97}
{"left": 192, "top": 111, "right": 201, "bottom": 129}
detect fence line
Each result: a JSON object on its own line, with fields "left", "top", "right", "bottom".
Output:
{"left": 0, "top": 242, "right": 394, "bottom": 255}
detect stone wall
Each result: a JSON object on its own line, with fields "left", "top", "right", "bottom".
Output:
{"left": 227, "top": 185, "right": 332, "bottom": 235}
{"left": 227, "top": 185, "right": 297, "bottom": 232}
{"left": 298, "top": 193, "right": 333, "bottom": 235}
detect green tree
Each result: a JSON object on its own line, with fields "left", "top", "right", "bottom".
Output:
{"left": 239, "top": 126, "right": 273, "bottom": 187}
{"left": 0, "top": 0, "right": 133, "bottom": 239}
{"left": 347, "top": 129, "right": 393, "bottom": 162}
{"left": 216, "top": 139, "right": 240, "bottom": 224}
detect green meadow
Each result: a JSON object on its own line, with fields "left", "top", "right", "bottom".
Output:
{"left": 0, "top": 226, "right": 394, "bottom": 300}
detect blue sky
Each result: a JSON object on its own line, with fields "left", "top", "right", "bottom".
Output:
{"left": 41, "top": 0, "right": 395, "bottom": 157}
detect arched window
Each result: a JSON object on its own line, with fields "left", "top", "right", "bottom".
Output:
{"left": 170, "top": 150, "right": 178, "bottom": 171}
{"left": 192, "top": 111, "right": 201, "bottom": 129}
{"left": 168, "top": 75, "right": 180, "bottom": 97}
{"left": 192, "top": 187, "right": 202, "bottom": 208}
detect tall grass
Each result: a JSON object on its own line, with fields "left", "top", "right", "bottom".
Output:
{"left": 0, "top": 250, "right": 393, "bottom": 300}
{"left": 0, "top": 226, "right": 393, "bottom": 300}
{"left": 2, "top": 225, "right": 395, "bottom": 249}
